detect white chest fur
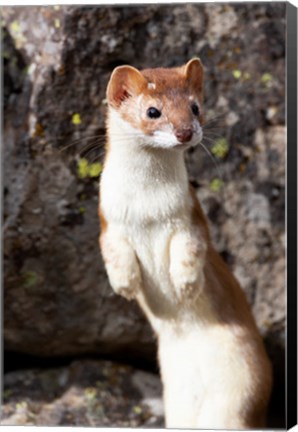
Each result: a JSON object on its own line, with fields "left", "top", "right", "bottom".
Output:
{"left": 100, "top": 145, "right": 191, "bottom": 228}
{"left": 100, "top": 118, "right": 198, "bottom": 331}
{"left": 101, "top": 108, "right": 191, "bottom": 225}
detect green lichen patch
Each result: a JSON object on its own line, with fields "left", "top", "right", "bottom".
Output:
{"left": 211, "top": 138, "right": 229, "bottom": 159}
{"left": 260, "top": 73, "right": 274, "bottom": 90}
{"left": 232, "top": 69, "right": 242, "bottom": 79}
{"left": 16, "top": 401, "right": 28, "bottom": 410}
{"left": 9, "top": 21, "right": 21, "bottom": 35}
{"left": 261, "top": 73, "right": 273, "bottom": 84}
{"left": 84, "top": 387, "right": 97, "bottom": 401}
{"left": 22, "top": 271, "right": 38, "bottom": 288}
{"left": 77, "top": 158, "right": 102, "bottom": 179}
{"left": 9, "top": 21, "right": 27, "bottom": 48}
{"left": 133, "top": 406, "right": 142, "bottom": 414}
{"left": 210, "top": 178, "right": 224, "bottom": 192}
{"left": 72, "top": 113, "right": 82, "bottom": 125}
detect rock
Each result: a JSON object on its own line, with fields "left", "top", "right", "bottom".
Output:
{"left": 205, "top": 4, "right": 238, "bottom": 48}
{"left": 132, "top": 371, "right": 164, "bottom": 418}
{"left": 3, "top": 6, "right": 158, "bottom": 360}
{"left": 1, "top": 359, "right": 164, "bottom": 427}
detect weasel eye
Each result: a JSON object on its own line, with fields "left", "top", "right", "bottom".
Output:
{"left": 191, "top": 103, "right": 200, "bottom": 116}
{"left": 147, "top": 107, "right": 161, "bottom": 119}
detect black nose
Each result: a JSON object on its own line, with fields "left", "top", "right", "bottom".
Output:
{"left": 175, "top": 129, "right": 193, "bottom": 143}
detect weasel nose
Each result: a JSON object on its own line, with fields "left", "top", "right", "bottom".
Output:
{"left": 175, "top": 129, "right": 193, "bottom": 143}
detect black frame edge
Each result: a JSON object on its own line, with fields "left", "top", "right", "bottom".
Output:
{"left": 286, "top": 1, "right": 298, "bottom": 430}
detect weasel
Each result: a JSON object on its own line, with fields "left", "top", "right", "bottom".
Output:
{"left": 99, "top": 59, "right": 272, "bottom": 429}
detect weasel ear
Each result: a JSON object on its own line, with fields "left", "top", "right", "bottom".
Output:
{"left": 107, "top": 65, "right": 147, "bottom": 108}
{"left": 183, "top": 58, "right": 204, "bottom": 93}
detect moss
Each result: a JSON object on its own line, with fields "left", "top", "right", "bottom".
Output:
{"left": 232, "top": 69, "right": 242, "bottom": 79}
{"left": 210, "top": 178, "right": 224, "bottom": 192}
{"left": 77, "top": 158, "right": 102, "bottom": 179}
{"left": 133, "top": 406, "right": 142, "bottom": 414}
{"left": 261, "top": 73, "right": 273, "bottom": 84}
{"left": 261, "top": 73, "right": 273, "bottom": 89}
{"left": 22, "top": 271, "right": 38, "bottom": 288}
{"left": 85, "top": 387, "right": 97, "bottom": 401}
{"left": 211, "top": 138, "right": 229, "bottom": 159}
{"left": 71, "top": 113, "right": 82, "bottom": 125}
{"left": 16, "top": 401, "right": 28, "bottom": 410}
{"left": 88, "top": 162, "right": 102, "bottom": 177}
{"left": 77, "top": 158, "right": 89, "bottom": 178}
{"left": 9, "top": 21, "right": 21, "bottom": 35}
{"left": 9, "top": 21, "right": 27, "bottom": 49}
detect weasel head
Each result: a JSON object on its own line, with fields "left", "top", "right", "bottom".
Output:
{"left": 106, "top": 58, "right": 204, "bottom": 151}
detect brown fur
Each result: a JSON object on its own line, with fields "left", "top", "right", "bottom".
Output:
{"left": 106, "top": 60, "right": 204, "bottom": 136}
{"left": 190, "top": 185, "right": 273, "bottom": 427}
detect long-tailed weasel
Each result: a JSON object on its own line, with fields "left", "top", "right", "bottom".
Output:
{"left": 99, "top": 59, "right": 272, "bottom": 429}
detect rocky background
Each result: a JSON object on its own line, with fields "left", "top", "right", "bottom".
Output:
{"left": 2, "top": 4, "right": 286, "bottom": 427}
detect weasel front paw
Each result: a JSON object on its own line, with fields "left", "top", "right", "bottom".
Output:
{"left": 100, "top": 233, "right": 142, "bottom": 301}
{"left": 109, "top": 268, "right": 141, "bottom": 301}
{"left": 170, "top": 260, "right": 205, "bottom": 302}
{"left": 169, "top": 232, "right": 207, "bottom": 303}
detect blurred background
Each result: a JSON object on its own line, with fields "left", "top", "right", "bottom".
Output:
{"left": 2, "top": 3, "right": 285, "bottom": 427}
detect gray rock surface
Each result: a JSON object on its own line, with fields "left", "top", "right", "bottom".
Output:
{"left": 1, "top": 359, "right": 164, "bottom": 427}
{"left": 3, "top": 5, "right": 157, "bottom": 360}
{"left": 3, "top": 4, "right": 285, "bottom": 421}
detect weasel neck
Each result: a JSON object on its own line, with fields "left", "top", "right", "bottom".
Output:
{"left": 101, "top": 110, "right": 191, "bottom": 226}
{"left": 105, "top": 108, "right": 189, "bottom": 190}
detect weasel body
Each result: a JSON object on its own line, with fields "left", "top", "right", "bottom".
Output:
{"left": 99, "top": 59, "right": 272, "bottom": 429}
